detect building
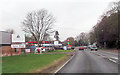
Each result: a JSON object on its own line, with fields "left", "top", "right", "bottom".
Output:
{"left": 0, "top": 31, "right": 11, "bottom": 56}
{"left": 0, "top": 31, "right": 22, "bottom": 56}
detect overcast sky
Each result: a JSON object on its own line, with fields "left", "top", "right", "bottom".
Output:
{"left": 0, "top": 0, "right": 117, "bottom": 41}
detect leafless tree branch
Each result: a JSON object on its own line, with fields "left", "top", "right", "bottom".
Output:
{"left": 22, "top": 9, "right": 55, "bottom": 46}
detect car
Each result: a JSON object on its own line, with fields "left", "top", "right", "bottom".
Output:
{"left": 84, "top": 46, "right": 87, "bottom": 49}
{"left": 90, "top": 45, "right": 98, "bottom": 51}
{"left": 41, "top": 47, "right": 46, "bottom": 52}
{"left": 35, "top": 47, "right": 46, "bottom": 53}
{"left": 79, "top": 46, "right": 84, "bottom": 50}
{"left": 67, "top": 47, "right": 72, "bottom": 50}
{"left": 71, "top": 46, "right": 75, "bottom": 49}
{"left": 63, "top": 46, "right": 67, "bottom": 50}
{"left": 45, "top": 46, "right": 55, "bottom": 52}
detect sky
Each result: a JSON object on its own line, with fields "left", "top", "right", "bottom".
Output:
{"left": 0, "top": 0, "right": 117, "bottom": 41}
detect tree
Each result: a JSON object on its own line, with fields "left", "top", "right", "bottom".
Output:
{"left": 63, "top": 37, "right": 75, "bottom": 46}
{"left": 89, "top": 1, "right": 120, "bottom": 48}
{"left": 6, "top": 29, "right": 15, "bottom": 34}
{"left": 54, "top": 31, "right": 59, "bottom": 41}
{"left": 22, "top": 9, "right": 55, "bottom": 47}
{"left": 75, "top": 32, "right": 89, "bottom": 46}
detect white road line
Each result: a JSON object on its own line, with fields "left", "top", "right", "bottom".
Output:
{"left": 108, "top": 58, "right": 118, "bottom": 64}
{"left": 98, "top": 54, "right": 118, "bottom": 64}
{"left": 100, "top": 51, "right": 118, "bottom": 56}
{"left": 111, "top": 57, "right": 118, "bottom": 60}
{"left": 89, "top": 51, "right": 119, "bottom": 65}
{"left": 54, "top": 53, "right": 75, "bottom": 74}
{"left": 99, "top": 55, "right": 106, "bottom": 58}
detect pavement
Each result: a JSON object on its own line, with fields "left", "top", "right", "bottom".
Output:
{"left": 55, "top": 48, "right": 119, "bottom": 74}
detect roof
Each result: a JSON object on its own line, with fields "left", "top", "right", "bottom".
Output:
{"left": 0, "top": 31, "right": 11, "bottom": 34}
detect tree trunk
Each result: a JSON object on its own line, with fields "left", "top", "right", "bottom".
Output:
{"left": 37, "top": 41, "right": 40, "bottom": 47}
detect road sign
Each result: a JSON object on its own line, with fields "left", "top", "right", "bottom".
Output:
{"left": 11, "top": 34, "right": 26, "bottom": 48}
{"left": 11, "top": 44, "right": 26, "bottom": 48}
{"left": 67, "top": 42, "right": 70, "bottom": 44}
{"left": 67, "top": 39, "right": 70, "bottom": 41}
{"left": 54, "top": 41, "right": 59, "bottom": 45}
{"left": 12, "top": 34, "right": 25, "bottom": 43}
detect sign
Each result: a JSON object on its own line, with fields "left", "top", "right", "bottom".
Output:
{"left": 25, "top": 49, "right": 30, "bottom": 53}
{"left": 11, "top": 44, "right": 26, "bottom": 48}
{"left": 12, "top": 34, "right": 25, "bottom": 43}
{"left": 67, "top": 39, "right": 70, "bottom": 42}
{"left": 67, "top": 42, "right": 70, "bottom": 44}
{"left": 54, "top": 41, "right": 59, "bottom": 45}
{"left": 11, "top": 34, "right": 26, "bottom": 48}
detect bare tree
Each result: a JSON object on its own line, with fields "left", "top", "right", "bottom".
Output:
{"left": 22, "top": 9, "right": 55, "bottom": 47}
{"left": 6, "top": 29, "right": 15, "bottom": 34}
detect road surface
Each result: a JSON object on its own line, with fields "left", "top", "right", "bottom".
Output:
{"left": 56, "top": 49, "right": 118, "bottom": 74}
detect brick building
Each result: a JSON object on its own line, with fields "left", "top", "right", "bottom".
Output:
{"left": 0, "top": 31, "right": 21, "bottom": 56}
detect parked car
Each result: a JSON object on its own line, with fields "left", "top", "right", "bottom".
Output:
{"left": 41, "top": 47, "right": 46, "bottom": 52}
{"left": 90, "top": 45, "right": 98, "bottom": 51}
{"left": 71, "top": 46, "right": 75, "bottom": 49}
{"left": 45, "top": 46, "right": 55, "bottom": 52}
{"left": 35, "top": 47, "right": 46, "bottom": 53}
{"left": 67, "top": 47, "right": 72, "bottom": 50}
{"left": 79, "top": 46, "right": 84, "bottom": 50}
{"left": 84, "top": 46, "right": 87, "bottom": 49}
{"left": 63, "top": 46, "right": 67, "bottom": 50}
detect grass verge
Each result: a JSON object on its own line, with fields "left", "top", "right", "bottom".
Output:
{"left": 2, "top": 53, "right": 66, "bottom": 73}
{"left": 46, "top": 49, "right": 74, "bottom": 53}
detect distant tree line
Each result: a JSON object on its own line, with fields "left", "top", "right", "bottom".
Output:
{"left": 75, "top": 32, "right": 89, "bottom": 46}
{"left": 89, "top": 1, "right": 120, "bottom": 49}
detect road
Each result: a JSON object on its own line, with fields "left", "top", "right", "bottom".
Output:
{"left": 56, "top": 49, "right": 118, "bottom": 74}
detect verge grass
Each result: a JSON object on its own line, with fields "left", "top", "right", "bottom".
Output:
{"left": 2, "top": 53, "right": 66, "bottom": 73}
{"left": 47, "top": 50, "right": 74, "bottom": 53}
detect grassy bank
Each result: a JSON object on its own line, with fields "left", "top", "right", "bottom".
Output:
{"left": 47, "top": 50, "right": 74, "bottom": 53}
{"left": 2, "top": 53, "right": 66, "bottom": 73}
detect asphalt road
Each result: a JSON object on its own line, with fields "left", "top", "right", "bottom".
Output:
{"left": 56, "top": 49, "right": 118, "bottom": 73}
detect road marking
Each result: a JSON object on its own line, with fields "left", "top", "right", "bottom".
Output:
{"left": 99, "top": 54, "right": 119, "bottom": 64}
{"left": 99, "top": 55, "right": 118, "bottom": 64}
{"left": 100, "top": 50, "right": 118, "bottom": 56}
{"left": 111, "top": 57, "right": 118, "bottom": 60}
{"left": 99, "top": 54, "right": 106, "bottom": 58}
{"left": 54, "top": 53, "right": 75, "bottom": 74}
{"left": 108, "top": 58, "right": 118, "bottom": 64}
{"left": 94, "top": 53, "right": 119, "bottom": 64}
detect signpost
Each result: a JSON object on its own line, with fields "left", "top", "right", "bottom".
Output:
{"left": 11, "top": 34, "right": 26, "bottom": 56}
{"left": 11, "top": 34, "right": 26, "bottom": 48}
